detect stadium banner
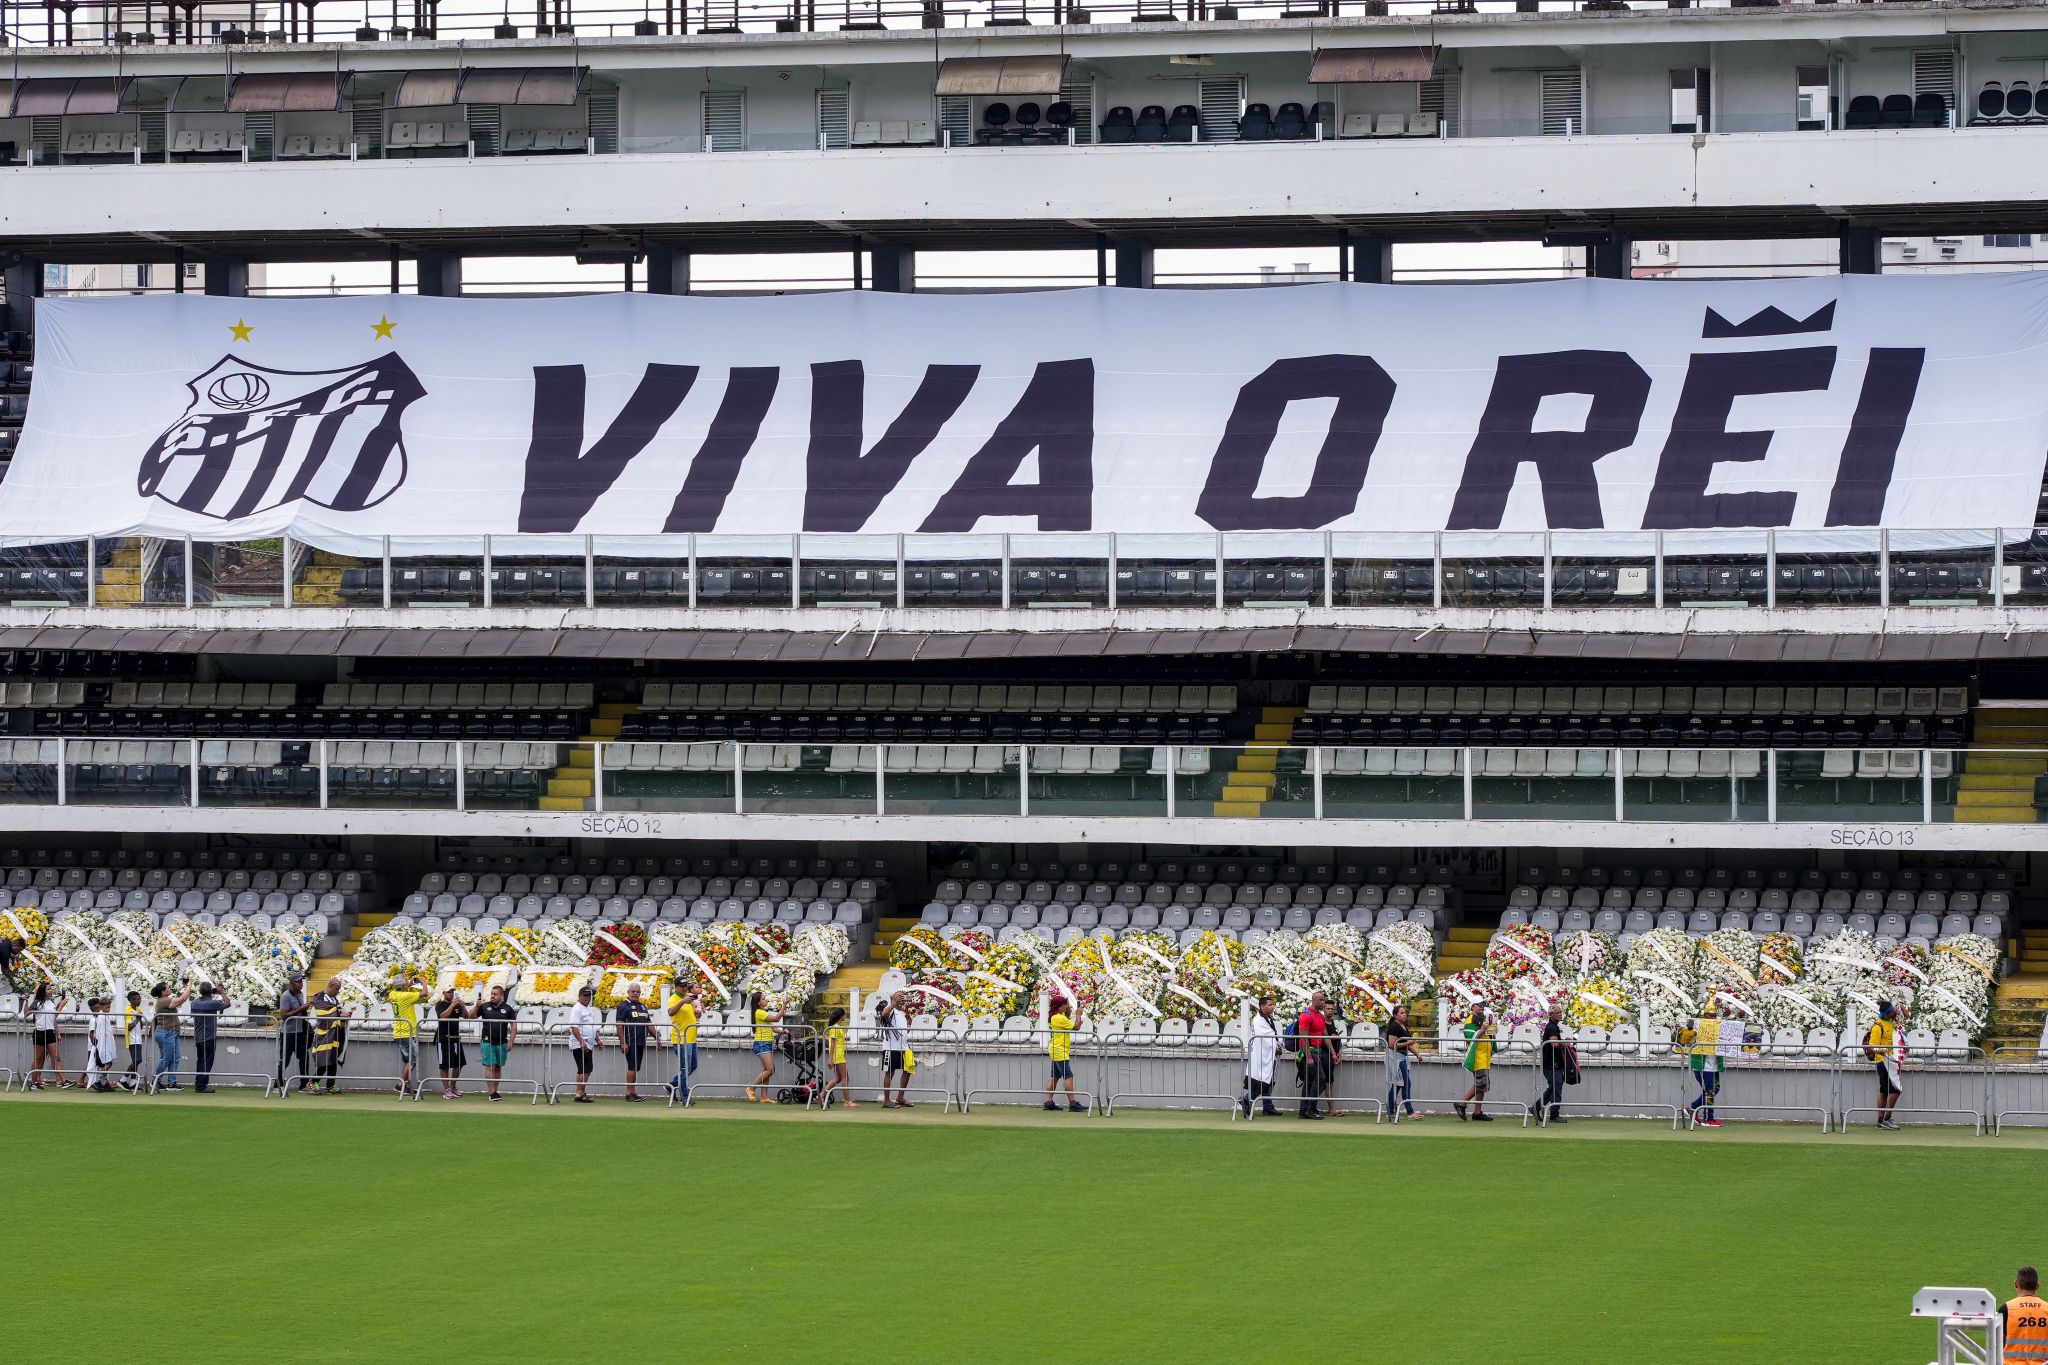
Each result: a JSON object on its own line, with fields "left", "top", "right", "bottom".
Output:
{"left": 5, "top": 276, "right": 2048, "bottom": 554}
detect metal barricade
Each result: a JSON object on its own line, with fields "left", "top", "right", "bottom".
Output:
{"left": 1834, "top": 1043, "right": 1988, "bottom": 1134}
{"left": 1098, "top": 1027, "right": 1244, "bottom": 1115}
{"left": 1380, "top": 1050, "right": 1530, "bottom": 1128}
{"left": 1989, "top": 1047, "right": 2048, "bottom": 1134}
{"left": 960, "top": 1024, "right": 1097, "bottom": 1114}
{"left": 546, "top": 1017, "right": 751, "bottom": 1105}
{"left": 404, "top": 1015, "right": 546, "bottom": 1104}
{"left": 1636, "top": 1034, "right": 1835, "bottom": 1131}
{"left": 281, "top": 1022, "right": 424, "bottom": 1100}
{"left": 1239, "top": 1039, "right": 1389, "bottom": 1124}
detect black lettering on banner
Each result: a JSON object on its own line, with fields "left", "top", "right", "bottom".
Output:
{"left": 1196, "top": 354, "right": 1396, "bottom": 531}
{"left": 1446, "top": 350, "right": 1652, "bottom": 531}
{"left": 663, "top": 367, "right": 781, "bottom": 532}
{"left": 919, "top": 359, "right": 1094, "bottom": 532}
{"left": 518, "top": 363, "right": 697, "bottom": 532}
{"left": 1642, "top": 347, "right": 1836, "bottom": 529}
{"left": 804, "top": 359, "right": 981, "bottom": 532}
{"left": 1824, "top": 348, "right": 1926, "bottom": 527}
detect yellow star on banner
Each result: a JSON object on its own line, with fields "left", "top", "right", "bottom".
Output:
{"left": 228, "top": 319, "right": 253, "bottom": 342}
{"left": 371, "top": 315, "right": 396, "bottom": 339}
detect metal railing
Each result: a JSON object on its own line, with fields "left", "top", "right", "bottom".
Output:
{"left": 0, "top": 736, "right": 2005, "bottom": 826}
{"left": 8, "top": 528, "right": 2045, "bottom": 615}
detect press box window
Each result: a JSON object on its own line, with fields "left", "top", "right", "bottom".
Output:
{"left": 1670, "top": 69, "right": 1709, "bottom": 134}
{"left": 1797, "top": 66, "right": 1829, "bottom": 131}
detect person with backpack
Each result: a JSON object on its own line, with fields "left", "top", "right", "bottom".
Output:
{"left": 1538, "top": 1003, "right": 1572, "bottom": 1124}
{"left": 1455, "top": 1003, "right": 1495, "bottom": 1121}
{"left": 1865, "top": 999, "right": 1904, "bottom": 1130}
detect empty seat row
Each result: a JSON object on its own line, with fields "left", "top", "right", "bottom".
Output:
{"left": 923, "top": 902, "right": 1437, "bottom": 934}
{"left": 417, "top": 872, "right": 872, "bottom": 901}
{"left": 502, "top": 128, "right": 587, "bottom": 153}
{"left": 1338, "top": 112, "right": 1439, "bottom": 139}
{"left": 1503, "top": 905, "right": 2003, "bottom": 944}
{"left": 942, "top": 860, "right": 1442, "bottom": 888}
{"left": 108, "top": 682, "right": 296, "bottom": 709}
{"left": 60, "top": 130, "right": 141, "bottom": 156}
{"left": 850, "top": 119, "right": 939, "bottom": 148}
{"left": 1305, "top": 684, "right": 1966, "bottom": 719}
{"left": 393, "top": 901, "right": 862, "bottom": 927}
{"left": 977, "top": 101, "right": 1074, "bottom": 146}
{"left": 1514, "top": 864, "right": 2011, "bottom": 894}
{"left": 318, "top": 682, "right": 595, "bottom": 710}
{"left": 167, "top": 130, "right": 248, "bottom": 155}
{"left": 1511, "top": 885, "right": 2008, "bottom": 919}
{"left": 277, "top": 134, "right": 348, "bottom": 159}
{"left": 387, "top": 121, "right": 472, "bottom": 149}
{"left": 25, "top": 887, "right": 349, "bottom": 918}
{"left": 5, "top": 706, "right": 586, "bottom": 743}
{"left": 1844, "top": 92, "right": 1950, "bottom": 129}
{"left": 930, "top": 881, "right": 1443, "bottom": 914}
{"left": 1976, "top": 82, "right": 2045, "bottom": 123}
{"left": 439, "top": 851, "right": 882, "bottom": 880}
{"left": 14, "top": 866, "right": 359, "bottom": 896}
{"left": 642, "top": 682, "right": 1236, "bottom": 714}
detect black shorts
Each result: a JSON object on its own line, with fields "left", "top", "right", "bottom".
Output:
{"left": 1875, "top": 1062, "right": 1901, "bottom": 1096}
{"left": 572, "top": 1047, "right": 595, "bottom": 1077}
{"left": 1049, "top": 1060, "right": 1074, "bottom": 1081}
{"left": 436, "top": 1039, "right": 466, "bottom": 1071}
{"left": 31, "top": 1028, "right": 55, "bottom": 1047}
{"left": 622, "top": 1040, "right": 648, "bottom": 1070}
{"left": 884, "top": 1050, "right": 907, "bottom": 1074}
{"left": 128, "top": 1043, "right": 142, "bottom": 1064}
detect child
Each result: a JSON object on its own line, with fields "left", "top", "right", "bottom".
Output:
{"left": 121, "top": 989, "right": 145, "bottom": 1092}
{"left": 822, "top": 1007, "right": 856, "bottom": 1109}
{"left": 85, "top": 998, "right": 118, "bottom": 1093}
{"left": 1042, "top": 995, "right": 1086, "bottom": 1113}
{"left": 1455, "top": 1003, "right": 1495, "bottom": 1122}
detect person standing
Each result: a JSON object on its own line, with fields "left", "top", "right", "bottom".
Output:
{"left": 1384, "top": 1001, "right": 1421, "bottom": 1121}
{"left": 1538, "top": 1004, "right": 1570, "bottom": 1124}
{"left": 1865, "top": 999, "right": 1904, "bottom": 1130}
{"left": 475, "top": 985, "right": 519, "bottom": 1102}
{"left": 745, "top": 990, "right": 781, "bottom": 1104}
{"left": 1242, "top": 995, "right": 1281, "bottom": 1117}
{"left": 121, "top": 989, "right": 145, "bottom": 1093}
{"left": 432, "top": 987, "right": 472, "bottom": 1100}
{"left": 615, "top": 983, "right": 653, "bottom": 1103}
{"left": 1295, "top": 991, "right": 1331, "bottom": 1119}
{"left": 275, "top": 973, "right": 310, "bottom": 1094}
{"left": 85, "top": 998, "right": 118, "bottom": 1093}
{"left": 1322, "top": 998, "right": 1346, "bottom": 1117}
{"left": 2005, "top": 1266, "right": 2048, "bottom": 1364}
{"left": 664, "top": 982, "right": 701, "bottom": 1102}
{"left": 1041, "top": 995, "right": 1086, "bottom": 1113}
{"left": 27, "top": 982, "right": 71, "bottom": 1089}
{"left": 310, "top": 977, "right": 349, "bottom": 1093}
{"left": 1455, "top": 1003, "right": 1495, "bottom": 1122}
{"left": 822, "top": 1006, "right": 855, "bottom": 1109}
{"left": 149, "top": 980, "right": 192, "bottom": 1091}
{"left": 880, "top": 992, "right": 912, "bottom": 1108}
{"left": 1679, "top": 1005, "right": 1724, "bottom": 1129}
{"left": 386, "top": 975, "right": 426, "bottom": 1098}
{"left": 188, "top": 982, "right": 230, "bottom": 1093}
{"left": 566, "top": 986, "right": 601, "bottom": 1104}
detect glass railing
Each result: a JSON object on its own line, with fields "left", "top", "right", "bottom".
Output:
{"left": 0, "top": 740, "right": 2000, "bottom": 825}
{"left": 12, "top": 528, "right": 2040, "bottom": 613}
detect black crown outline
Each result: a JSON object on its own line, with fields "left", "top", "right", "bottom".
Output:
{"left": 1701, "top": 301, "right": 1836, "bottom": 339}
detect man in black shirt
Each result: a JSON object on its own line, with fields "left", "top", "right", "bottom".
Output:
{"left": 615, "top": 983, "right": 653, "bottom": 1103}
{"left": 475, "top": 985, "right": 519, "bottom": 1102}
{"left": 276, "top": 973, "right": 310, "bottom": 1093}
{"left": 1539, "top": 1005, "right": 1570, "bottom": 1125}
{"left": 189, "top": 983, "right": 230, "bottom": 1093}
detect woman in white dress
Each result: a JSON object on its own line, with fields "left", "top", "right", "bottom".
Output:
{"left": 1241, "top": 996, "right": 1281, "bottom": 1117}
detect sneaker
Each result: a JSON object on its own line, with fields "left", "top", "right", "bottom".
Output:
{"left": 1068, "top": 1103, "right": 1086, "bottom": 1113}
{"left": 1261, "top": 1106, "right": 1280, "bottom": 1117}
{"left": 1701, "top": 1118, "right": 1722, "bottom": 1128}
{"left": 1454, "top": 1103, "right": 1468, "bottom": 1121}
{"left": 573, "top": 1096, "right": 593, "bottom": 1104}
{"left": 1044, "top": 1101, "right": 1059, "bottom": 1111}
{"left": 488, "top": 1093, "right": 502, "bottom": 1102}
{"left": 1472, "top": 1112, "right": 1495, "bottom": 1122}
{"left": 1549, "top": 1115, "right": 1568, "bottom": 1125}
{"left": 625, "top": 1094, "right": 644, "bottom": 1103}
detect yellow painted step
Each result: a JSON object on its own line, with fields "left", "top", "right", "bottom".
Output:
{"left": 1223, "top": 770, "right": 1276, "bottom": 790}
{"left": 538, "top": 795, "right": 586, "bottom": 812}
{"left": 1252, "top": 723, "right": 1295, "bottom": 742}
{"left": 1261, "top": 705, "right": 1305, "bottom": 723}
{"left": 1959, "top": 807, "right": 2039, "bottom": 824}
{"left": 547, "top": 775, "right": 594, "bottom": 799}
{"left": 1212, "top": 800, "right": 1264, "bottom": 818}
{"left": 599, "top": 702, "right": 635, "bottom": 718}
{"left": 1965, "top": 756, "right": 2048, "bottom": 776}
{"left": 586, "top": 718, "right": 622, "bottom": 739}
{"left": 1219, "top": 784, "right": 1273, "bottom": 805}
{"left": 1235, "top": 751, "right": 1277, "bottom": 773}
{"left": 1960, "top": 773, "right": 2039, "bottom": 791}
{"left": 296, "top": 566, "right": 344, "bottom": 587}
{"left": 564, "top": 749, "right": 595, "bottom": 768}
{"left": 1972, "top": 727, "right": 2048, "bottom": 745}
{"left": 294, "top": 587, "right": 342, "bottom": 606}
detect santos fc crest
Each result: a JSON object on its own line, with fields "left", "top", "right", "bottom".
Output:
{"left": 138, "top": 354, "right": 423, "bottom": 520}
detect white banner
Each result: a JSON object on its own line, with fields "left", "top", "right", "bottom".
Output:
{"left": 6, "top": 277, "right": 2047, "bottom": 552}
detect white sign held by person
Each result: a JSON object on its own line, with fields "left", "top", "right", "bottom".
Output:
{"left": 6, "top": 277, "right": 2047, "bottom": 552}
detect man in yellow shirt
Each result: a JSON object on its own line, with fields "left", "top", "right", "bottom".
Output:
{"left": 387, "top": 976, "right": 425, "bottom": 1098}
{"left": 1041, "top": 996, "right": 1085, "bottom": 1113}
{"left": 664, "top": 982, "right": 700, "bottom": 1102}
{"left": 1864, "top": 999, "right": 1903, "bottom": 1130}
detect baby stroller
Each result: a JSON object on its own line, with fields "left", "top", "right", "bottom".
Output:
{"left": 775, "top": 1029, "right": 822, "bottom": 1106}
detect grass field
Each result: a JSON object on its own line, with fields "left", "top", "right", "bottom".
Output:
{"left": 6, "top": 1091, "right": 2028, "bottom": 1363}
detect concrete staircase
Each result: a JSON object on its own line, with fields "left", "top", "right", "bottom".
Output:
{"left": 1212, "top": 705, "right": 1304, "bottom": 818}
{"left": 95, "top": 538, "right": 147, "bottom": 608}
{"left": 538, "top": 701, "right": 633, "bottom": 812}
{"left": 1989, "top": 927, "right": 2048, "bottom": 1056}
{"left": 1437, "top": 923, "right": 1490, "bottom": 977}
{"left": 292, "top": 549, "right": 354, "bottom": 607}
{"left": 306, "top": 909, "right": 389, "bottom": 989}
{"left": 1954, "top": 704, "right": 2048, "bottom": 825}
{"left": 813, "top": 915, "right": 914, "bottom": 1020}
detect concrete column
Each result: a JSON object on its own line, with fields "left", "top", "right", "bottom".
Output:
{"left": 1589, "top": 232, "right": 1633, "bottom": 280}
{"left": 1839, "top": 226, "right": 1882, "bottom": 275}
{"left": 2, "top": 257, "right": 42, "bottom": 338}
{"left": 202, "top": 257, "right": 249, "bottom": 297}
{"left": 415, "top": 251, "right": 463, "bottom": 296}
{"left": 1343, "top": 232, "right": 1394, "bottom": 284}
{"left": 1112, "top": 240, "right": 1155, "bottom": 288}
{"left": 646, "top": 246, "right": 691, "bottom": 295}
{"left": 868, "top": 243, "right": 915, "bottom": 293}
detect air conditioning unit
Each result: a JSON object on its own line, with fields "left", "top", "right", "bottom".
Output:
{"left": 1901, "top": 244, "right": 1920, "bottom": 258}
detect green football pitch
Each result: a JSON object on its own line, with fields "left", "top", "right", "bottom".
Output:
{"left": 7, "top": 1092, "right": 2032, "bottom": 1363}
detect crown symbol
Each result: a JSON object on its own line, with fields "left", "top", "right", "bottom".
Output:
{"left": 1701, "top": 302, "right": 1836, "bottom": 339}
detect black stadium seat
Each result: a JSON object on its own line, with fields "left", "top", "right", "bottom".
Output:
{"left": 1979, "top": 83, "right": 2006, "bottom": 122}
{"left": 977, "top": 102, "right": 1011, "bottom": 147}
{"left": 1912, "top": 91, "right": 1947, "bottom": 127}
{"left": 1845, "top": 95, "right": 1881, "bottom": 129}
{"left": 2010, "top": 83, "right": 2036, "bottom": 119}
{"left": 1098, "top": 106, "right": 1134, "bottom": 143}
{"left": 1273, "top": 102, "right": 1308, "bottom": 139}
{"left": 1239, "top": 102, "right": 1272, "bottom": 140}
{"left": 1166, "top": 104, "right": 1198, "bottom": 143}
{"left": 1133, "top": 105, "right": 1168, "bottom": 142}
{"left": 1880, "top": 93, "right": 1913, "bottom": 127}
